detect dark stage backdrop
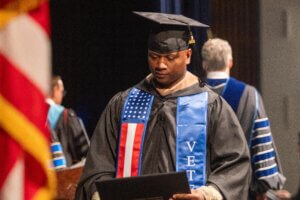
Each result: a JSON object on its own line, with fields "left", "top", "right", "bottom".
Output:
{"left": 210, "top": 0, "right": 260, "bottom": 88}
{"left": 50, "top": 0, "right": 210, "bottom": 136}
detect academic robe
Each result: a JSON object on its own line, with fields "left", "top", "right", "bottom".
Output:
{"left": 75, "top": 78, "right": 251, "bottom": 200}
{"left": 55, "top": 109, "right": 90, "bottom": 166}
{"left": 206, "top": 77, "right": 286, "bottom": 198}
{"left": 47, "top": 99, "right": 90, "bottom": 167}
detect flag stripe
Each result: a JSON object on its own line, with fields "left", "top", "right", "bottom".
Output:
{"left": 0, "top": 0, "right": 55, "bottom": 198}
{"left": 123, "top": 123, "right": 137, "bottom": 177}
{"left": 0, "top": 0, "right": 14, "bottom": 8}
{"left": 0, "top": 0, "right": 45, "bottom": 28}
{"left": 28, "top": 1, "right": 50, "bottom": 36}
{"left": 0, "top": 131, "right": 21, "bottom": 189}
{"left": 131, "top": 124, "right": 144, "bottom": 176}
{"left": 0, "top": 95, "right": 50, "bottom": 170}
{"left": 24, "top": 154, "right": 47, "bottom": 199}
{"left": 0, "top": 54, "right": 49, "bottom": 136}
{"left": 0, "top": 14, "right": 50, "bottom": 94}
{"left": 0, "top": 155, "right": 24, "bottom": 200}
{"left": 0, "top": 95, "right": 56, "bottom": 199}
{"left": 117, "top": 123, "right": 145, "bottom": 177}
{"left": 117, "top": 123, "right": 129, "bottom": 177}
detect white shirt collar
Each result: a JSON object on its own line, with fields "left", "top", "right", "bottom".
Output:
{"left": 46, "top": 98, "right": 56, "bottom": 106}
{"left": 206, "top": 71, "right": 229, "bottom": 79}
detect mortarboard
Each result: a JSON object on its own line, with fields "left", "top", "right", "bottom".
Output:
{"left": 133, "top": 11, "right": 209, "bottom": 54}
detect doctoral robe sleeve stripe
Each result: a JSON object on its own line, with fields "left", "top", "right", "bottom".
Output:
{"left": 252, "top": 132, "right": 271, "bottom": 139}
{"left": 50, "top": 142, "right": 63, "bottom": 153}
{"left": 253, "top": 118, "right": 270, "bottom": 130}
{"left": 252, "top": 143, "right": 273, "bottom": 154}
{"left": 255, "top": 165, "right": 278, "bottom": 179}
{"left": 52, "top": 156, "right": 67, "bottom": 170}
{"left": 254, "top": 157, "right": 275, "bottom": 165}
{"left": 251, "top": 141, "right": 272, "bottom": 148}
{"left": 251, "top": 135, "right": 272, "bottom": 146}
{"left": 253, "top": 149, "right": 276, "bottom": 163}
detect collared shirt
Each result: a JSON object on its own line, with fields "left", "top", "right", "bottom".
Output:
{"left": 206, "top": 71, "right": 229, "bottom": 79}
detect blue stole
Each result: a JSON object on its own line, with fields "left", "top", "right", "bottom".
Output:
{"left": 176, "top": 92, "right": 208, "bottom": 189}
{"left": 47, "top": 103, "right": 64, "bottom": 129}
{"left": 118, "top": 88, "right": 208, "bottom": 189}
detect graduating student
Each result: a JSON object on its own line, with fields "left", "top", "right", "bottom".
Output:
{"left": 76, "top": 13, "right": 251, "bottom": 200}
{"left": 202, "top": 38, "right": 286, "bottom": 199}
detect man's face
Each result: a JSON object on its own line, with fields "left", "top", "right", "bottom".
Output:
{"left": 53, "top": 80, "right": 64, "bottom": 104}
{"left": 148, "top": 49, "right": 192, "bottom": 88}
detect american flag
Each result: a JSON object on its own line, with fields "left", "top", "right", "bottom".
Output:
{"left": 116, "top": 88, "right": 153, "bottom": 178}
{"left": 0, "top": 0, "right": 56, "bottom": 199}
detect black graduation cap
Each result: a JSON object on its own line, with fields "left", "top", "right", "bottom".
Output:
{"left": 133, "top": 11, "right": 209, "bottom": 54}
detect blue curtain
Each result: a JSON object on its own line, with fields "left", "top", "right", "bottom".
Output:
{"left": 158, "top": 0, "right": 210, "bottom": 78}
{"left": 160, "top": 0, "right": 182, "bottom": 14}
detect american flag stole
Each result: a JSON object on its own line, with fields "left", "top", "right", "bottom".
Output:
{"left": 116, "top": 88, "right": 154, "bottom": 178}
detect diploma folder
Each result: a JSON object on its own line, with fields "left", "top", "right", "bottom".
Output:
{"left": 95, "top": 171, "right": 190, "bottom": 200}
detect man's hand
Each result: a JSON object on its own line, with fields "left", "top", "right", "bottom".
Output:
{"left": 256, "top": 190, "right": 292, "bottom": 200}
{"left": 91, "top": 192, "right": 100, "bottom": 200}
{"left": 169, "top": 189, "right": 205, "bottom": 200}
{"left": 256, "top": 193, "right": 267, "bottom": 200}
{"left": 275, "top": 190, "right": 291, "bottom": 200}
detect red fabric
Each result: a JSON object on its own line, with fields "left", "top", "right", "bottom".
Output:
{"left": 116, "top": 123, "right": 145, "bottom": 178}
{"left": 0, "top": 1, "right": 52, "bottom": 198}
{"left": 0, "top": 0, "right": 14, "bottom": 8}
{"left": 28, "top": 1, "right": 51, "bottom": 36}
{"left": 116, "top": 123, "right": 128, "bottom": 178}
{"left": 0, "top": 130, "right": 48, "bottom": 199}
{"left": 0, "top": 53, "right": 49, "bottom": 140}
{"left": 131, "top": 123, "right": 144, "bottom": 176}
{"left": 24, "top": 153, "right": 47, "bottom": 199}
{"left": 0, "top": 130, "right": 21, "bottom": 189}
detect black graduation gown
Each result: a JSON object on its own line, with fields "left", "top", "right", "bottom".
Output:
{"left": 55, "top": 109, "right": 89, "bottom": 166}
{"left": 75, "top": 79, "right": 251, "bottom": 200}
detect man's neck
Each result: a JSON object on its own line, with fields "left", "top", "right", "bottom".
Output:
{"left": 148, "top": 71, "right": 199, "bottom": 96}
{"left": 46, "top": 98, "right": 56, "bottom": 105}
{"left": 153, "top": 71, "right": 186, "bottom": 90}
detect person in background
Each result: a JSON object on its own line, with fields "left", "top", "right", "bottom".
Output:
{"left": 201, "top": 38, "right": 286, "bottom": 200}
{"left": 46, "top": 75, "right": 90, "bottom": 168}
{"left": 76, "top": 12, "right": 251, "bottom": 200}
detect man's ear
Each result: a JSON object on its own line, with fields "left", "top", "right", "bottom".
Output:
{"left": 202, "top": 61, "right": 207, "bottom": 71}
{"left": 228, "top": 59, "right": 233, "bottom": 69}
{"left": 185, "top": 49, "right": 192, "bottom": 65}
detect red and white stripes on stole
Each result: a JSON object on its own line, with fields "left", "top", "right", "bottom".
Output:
{"left": 0, "top": 1, "right": 56, "bottom": 200}
{"left": 117, "top": 123, "right": 145, "bottom": 178}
